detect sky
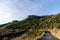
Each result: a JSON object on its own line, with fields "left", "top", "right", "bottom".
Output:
{"left": 0, "top": 0, "right": 60, "bottom": 24}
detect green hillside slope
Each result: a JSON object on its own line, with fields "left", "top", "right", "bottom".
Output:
{"left": 0, "top": 14, "right": 60, "bottom": 40}
{"left": 0, "top": 14, "right": 60, "bottom": 29}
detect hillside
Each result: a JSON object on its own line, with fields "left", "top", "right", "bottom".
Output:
{"left": 0, "top": 14, "right": 60, "bottom": 40}
{"left": 1, "top": 14, "right": 60, "bottom": 29}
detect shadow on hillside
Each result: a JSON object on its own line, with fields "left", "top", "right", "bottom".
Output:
{"left": 0, "top": 29, "right": 27, "bottom": 40}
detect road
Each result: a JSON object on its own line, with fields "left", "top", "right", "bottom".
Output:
{"left": 37, "top": 31, "right": 59, "bottom": 40}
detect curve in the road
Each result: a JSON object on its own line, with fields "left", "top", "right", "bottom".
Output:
{"left": 37, "top": 31, "right": 59, "bottom": 40}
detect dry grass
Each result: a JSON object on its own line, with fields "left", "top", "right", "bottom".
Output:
{"left": 50, "top": 28, "right": 60, "bottom": 40}
{"left": 11, "top": 29, "right": 44, "bottom": 40}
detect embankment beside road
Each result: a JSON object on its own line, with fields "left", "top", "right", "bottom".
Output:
{"left": 50, "top": 28, "right": 60, "bottom": 40}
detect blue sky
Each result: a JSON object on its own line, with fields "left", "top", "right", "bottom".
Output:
{"left": 0, "top": 0, "right": 60, "bottom": 24}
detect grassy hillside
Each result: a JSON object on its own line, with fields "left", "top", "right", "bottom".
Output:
{"left": 0, "top": 13, "right": 60, "bottom": 40}
{"left": 1, "top": 14, "right": 60, "bottom": 29}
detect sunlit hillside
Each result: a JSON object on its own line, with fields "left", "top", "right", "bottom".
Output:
{"left": 0, "top": 13, "right": 60, "bottom": 40}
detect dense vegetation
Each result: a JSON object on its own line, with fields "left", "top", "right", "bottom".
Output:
{"left": 0, "top": 14, "right": 60, "bottom": 40}
{"left": 1, "top": 14, "right": 60, "bottom": 30}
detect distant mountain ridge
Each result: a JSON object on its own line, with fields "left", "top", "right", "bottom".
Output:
{"left": 0, "top": 13, "right": 60, "bottom": 29}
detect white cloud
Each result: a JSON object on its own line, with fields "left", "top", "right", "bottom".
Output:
{"left": 0, "top": 3, "right": 13, "bottom": 24}
{"left": 6, "top": 0, "right": 44, "bottom": 19}
{"left": 0, "top": 0, "right": 49, "bottom": 24}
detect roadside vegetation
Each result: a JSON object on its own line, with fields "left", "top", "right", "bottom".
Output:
{"left": 0, "top": 13, "right": 60, "bottom": 40}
